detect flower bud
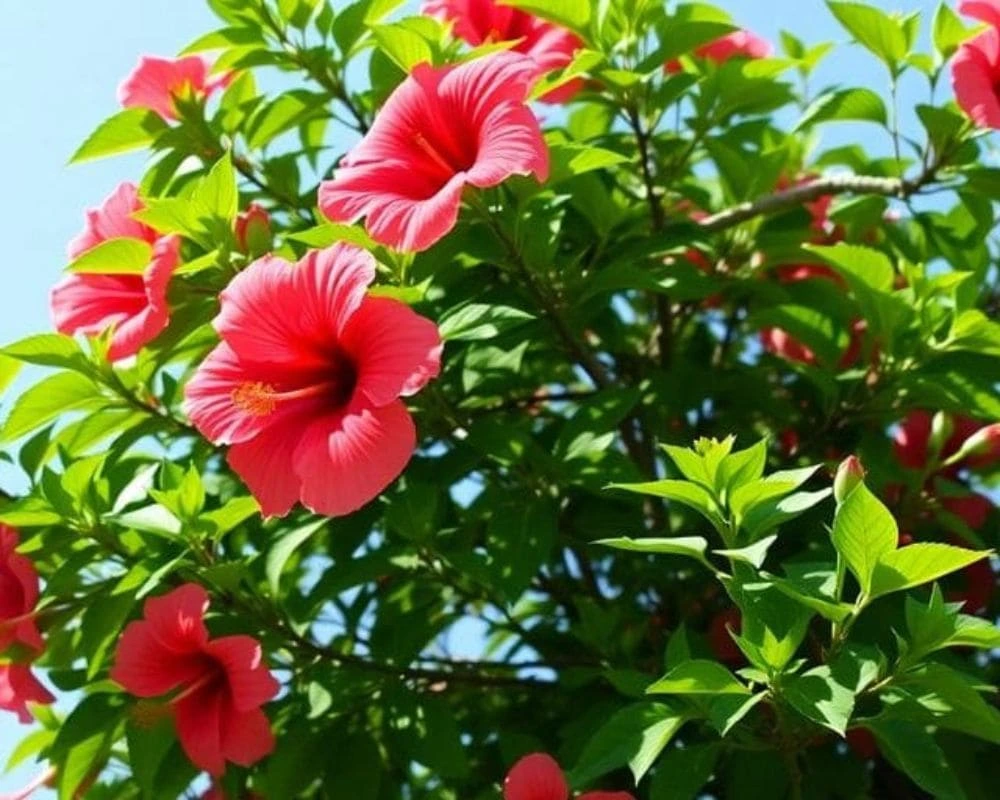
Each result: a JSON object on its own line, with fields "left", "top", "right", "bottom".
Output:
{"left": 957, "top": 423, "right": 1000, "bottom": 464}
{"left": 234, "top": 203, "right": 271, "bottom": 257}
{"left": 928, "top": 411, "right": 953, "bottom": 463}
{"left": 833, "top": 455, "right": 865, "bottom": 503}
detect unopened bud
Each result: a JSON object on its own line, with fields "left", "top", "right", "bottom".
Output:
{"left": 955, "top": 423, "right": 1000, "bottom": 465}
{"left": 834, "top": 456, "right": 865, "bottom": 503}
{"left": 928, "top": 411, "right": 953, "bottom": 463}
{"left": 234, "top": 203, "right": 272, "bottom": 257}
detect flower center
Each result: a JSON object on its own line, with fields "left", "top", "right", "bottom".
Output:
{"left": 231, "top": 357, "right": 358, "bottom": 417}
{"left": 413, "top": 131, "right": 475, "bottom": 176}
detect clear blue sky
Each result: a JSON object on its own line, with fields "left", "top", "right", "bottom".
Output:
{"left": 0, "top": 0, "right": 938, "bottom": 794}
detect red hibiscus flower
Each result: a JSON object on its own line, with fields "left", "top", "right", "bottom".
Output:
{"left": 504, "top": 753, "right": 635, "bottom": 800}
{"left": 708, "top": 607, "right": 744, "bottom": 664}
{"left": 51, "top": 182, "right": 179, "bottom": 362}
{"left": 0, "top": 525, "right": 44, "bottom": 655}
{"left": 318, "top": 52, "right": 549, "bottom": 252}
{"left": 111, "top": 584, "right": 279, "bottom": 776}
{"left": 666, "top": 29, "right": 771, "bottom": 73}
{"left": 184, "top": 243, "right": 442, "bottom": 517}
{"left": 0, "top": 664, "right": 54, "bottom": 724}
{"left": 118, "top": 54, "right": 232, "bottom": 122}
{"left": 424, "top": 0, "right": 584, "bottom": 102}
{"left": 950, "top": 557, "right": 995, "bottom": 613}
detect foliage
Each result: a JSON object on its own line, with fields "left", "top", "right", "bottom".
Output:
{"left": 1, "top": 0, "right": 999, "bottom": 798}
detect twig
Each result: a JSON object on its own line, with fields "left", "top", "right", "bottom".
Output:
{"left": 699, "top": 171, "right": 939, "bottom": 233}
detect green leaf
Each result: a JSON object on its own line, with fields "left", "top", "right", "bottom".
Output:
{"left": 568, "top": 702, "right": 688, "bottom": 787}
{"left": 70, "top": 108, "right": 166, "bottom": 163}
{"left": 80, "top": 590, "right": 137, "bottom": 678}
{"left": 504, "top": 0, "right": 591, "bottom": 33}
{"left": 867, "top": 720, "right": 966, "bottom": 800}
{"left": 782, "top": 665, "right": 855, "bottom": 734}
{"left": 795, "top": 88, "right": 887, "bottom": 130}
{"left": 715, "top": 535, "right": 777, "bottom": 569}
{"left": 1, "top": 372, "right": 102, "bottom": 443}
{"left": 706, "top": 692, "right": 768, "bottom": 736}
{"left": 805, "top": 242, "right": 894, "bottom": 292}
{"left": 610, "top": 479, "right": 726, "bottom": 531}
{"left": 65, "top": 237, "right": 152, "bottom": 275}
{"left": 769, "top": 569, "right": 854, "bottom": 622}
{"left": 548, "top": 142, "right": 630, "bottom": 183}
{"left": 647, "top": 660, "right": 750, "bottom": 696}
{"left": 826, "top": 1, "right": 909, "bottom": 74}
{"left": 897, "top": 663, "right": 1000, "bottom": 745}
{"left": 596, "top": 536, "right": 712, "bottom": 569}
{"left": 932, "top": 2, "right": 970, "bottom": 61}
{"left": 831, "top": 482, "right": 897, "bottom": 595}
{"left": 286, "top": 223, "right": 375, "bottom": 249}
{"left": 482, "top": 498, "right": 558, "bottom": 598}
{"left": 266, "top": 519, "right": 327, "bottom": 596}
{"left": 869, "top": 543, "right": 991, "bottom": 598}
{"left": 196, "top": 154, "right": 239, "bottom": 223}
{"left": 2, "top": 333, "right": 91, "bottom": 373}
{"left": 126, "top": 717, "right": 175, "bottom": 800}
{"left": 649, "top": 743, "right": 721, "bottom": 800}
{"left": 439, "top": 303, "right": 535, "bottom": 342}
{"left": 716, "top": 438, "right": 768, "bottom": 494}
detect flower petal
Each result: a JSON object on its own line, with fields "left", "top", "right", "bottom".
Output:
{"left": 106, "top": 234, "right": 179, "bottom": 361}
{"left": 175, "top": 689, "right": 225, "bottom": 776}
{"left": 205, "top": 635, "right": 279, "bottom": 712}
{"left": 227, "top": 415, "right": 307, "bottom": 518}
{"left": 467, "top": 101, "right": 550, "bottom": 186}
{"left": 110, "top": 621, "right": 208, "bottom": 697}
{"left": 292, "top": 400, "right": 416, "bottom": 517}
{"left": 143, "top": 583, "right": 210, "bottom": 654}
{"left": 68, "top": 182, "right": 157, "bottom": 259}
{"left": 219, "top": 705, "right": 276, "bottom": 769}
{"left": 0, "top": 665, "right": 54, "bottom": 725}
{"left": 952, "top": 32, "right": 1000, "bottom": 129}
{"left": 341, "top": 297, "right": 442, "bottom": 407}
{"left": 213, "top": 246, "right": 375, "bottom": 366}
{"left": 503, "top": 753, "right": 569, "bottom": 800}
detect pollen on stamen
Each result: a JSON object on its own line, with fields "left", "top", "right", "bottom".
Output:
{"left": 231, "top": 381, "right": 278, "bottom": 416}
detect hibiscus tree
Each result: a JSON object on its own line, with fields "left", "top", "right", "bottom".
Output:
{"left": 1, "top": 1, "right": 998, "bottom": 798}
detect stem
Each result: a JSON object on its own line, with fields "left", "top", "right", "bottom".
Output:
{"left": 699, "top": 171, "right": 941, "bottom": 233}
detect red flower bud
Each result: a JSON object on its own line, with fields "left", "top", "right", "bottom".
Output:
{"left": 234, "top": 203, "right": 271, "bottom": 256}
{"left": 957, "top": 423, "right": 1000, "bottom": 467}
{"left": 833, "top": 456, "right": 865, "bottom": 503}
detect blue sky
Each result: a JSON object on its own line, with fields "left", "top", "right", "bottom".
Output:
{"left": 0, "top": 0, "right": 939, "bottom": 794}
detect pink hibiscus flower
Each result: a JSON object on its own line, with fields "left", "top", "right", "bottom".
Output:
{"left": 318, "top": 51, "right": 548, "bottom": 252}
{"left": 424, "top": 0, "right": 584, "bottom": 102}
{"left": 666, "top": 29, "right": 771, "bottom": 73}
{"left": 952, "top": 29, "right": 1000, "bottom": 129}
{"left": 111, "top": 584, "right": 279, "bottom": 776}
{"left": 183, "top": 243, "right": 442, "bottom": 517}
{"left": 0, "top": 664, "right": 54, "bottom": 724}
{"left": 504, "top": 753, "right": 635, "bottom": 800}
{"left": 118, "top": 54, "right": 232, "bottom": 122}
{"left": 51, "top": 182, "right": 179, "bottom": 362}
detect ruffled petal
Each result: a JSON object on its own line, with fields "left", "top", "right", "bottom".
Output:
{"left": 68, "top": 182, "right": 157, "bottom": 259}
{"left": 106, "top": 235, "right": 178, "bottom": 361}
{"left": 290, "top": 243, "right": 377, "bottom": 338}
{"left": 292, "top": 400, "right": 416, "bottom": 517}
{"left": 953, "top": 32, "right": 1000, "bottom": 129}
{"left": 466, "top": 101, "right": 550, "bottom": 186}
{"left": 503, "top": 753, "right": 569, "bottom": 800}
{"left": 50, "top": 273, "right": 146, "bottom": 338}
{"left": 205, "top": 635, "right": 279, "bottom": 712}
{"left": 959, "top": 0, "right": 1000, "bottom": 28}
{"left": 437, "top": 50, "right": 541, "bottom": 122}
{"left": 341, "top": 296, "right": 442, "bottom": 407}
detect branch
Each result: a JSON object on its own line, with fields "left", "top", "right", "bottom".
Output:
{"left": 699, "top": 172, "right": 937, "bottom": 233}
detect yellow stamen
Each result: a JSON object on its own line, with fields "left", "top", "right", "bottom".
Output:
{"left": 232, "top": 382, "right": 278, "bottom": 416}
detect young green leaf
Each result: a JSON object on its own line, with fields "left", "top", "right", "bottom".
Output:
{"left": 831, "top": 483, "right": 897, "bottom": 595}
